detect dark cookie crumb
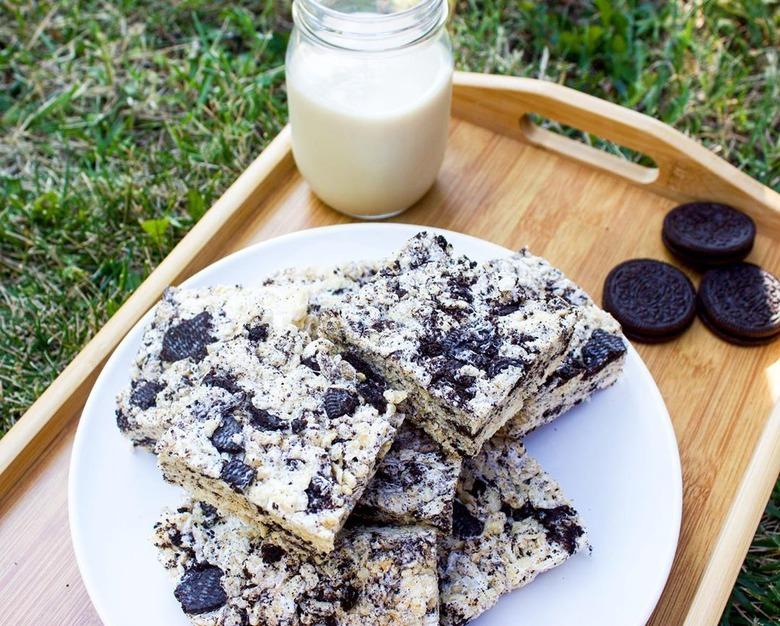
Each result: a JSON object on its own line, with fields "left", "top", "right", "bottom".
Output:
{"left": 434, "top": 234, "right": 450, "bottom": 251}
{"left": 290, "top": 417, "right": 307, "bottom": 433}
{"left": 340, "top": 584, "right": 361, "bottom": 612}
{"left": 210, "top": 416, "right": 244, "bottom": 453}
{"left": 501, "top": 501, "right": 584, "bottom": 555}
{"left": 221, "top": 458, "right": 256, "bottom": 491}
{"left": 169, "top": 529, "right": 188, "bottom": 548}
{"left": 174, "top": 564, "right": 227, "bottom": 615}
{"left": 160, "top": 311, "right": 215, "bottom": 362}
{"left": 260, "top": 543, "right": 286, "bottom": 564}
{"left": 452, "top": 500, "right": 484, "bottom": 539}
{"left": 198, "top": 502, "right": 220, "bottom": 527}
{"left": 494, "top": 301, "right": 524, "bottom": 316}
{"left": 342, "top": 352, "right": 390, "bottom": 411}
{"left": 202, "top": 370, "right": 242, "bottom": 395}
{"left": 428, "top": 359, "right": 476, "bottom": 404}
{"left": 357, "top": 379, "right": 387, "bottom": 412}
{"left": 447, "top": 275, "right": 475, "bottom": 304}
{"left": 342, "top": 351, "right": 377, "bottom": 378}
{"left": 549, "top": 330, "right": 624, "bottom": 387}
{"left": 486, "top": 356, "right": 525, "bottom": 378}
{"left": 551, "top": 357, "right": 584, "bottom": 384}
{"left": 115, "top": 408, "right": 131, "bottom": 432}
{"left": 129, "top": 380, "right": 164, "bottom": 410}
{"left": 305, "top": 474, "right": 334, "bottom": 512}
{"left": 580, "top": 330, "right": 626, "bottom": 377}
{"left": 247, "top": 404, "right": 285, "bottom": 431}
{"left": 245, "top": 323, "right": 269, "bottom": 342}
{"left": 323, "top": 388, "right": 359, "bottom": 419}
{"left": 300, "top": 355, "right": 321, "bottom": 372}
{"left": 199, "top": 502, "right": 218, "bottom": 517}
{"left": 468, "top": 477, "right": 488, "bottom": 498}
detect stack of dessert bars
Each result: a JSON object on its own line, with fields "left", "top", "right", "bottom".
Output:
{"left": 116, "top": 232, "right": 626, "bottom": 625}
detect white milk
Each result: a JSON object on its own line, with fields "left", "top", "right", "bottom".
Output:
{"left": 286, "top": 37, "right": 453, "bottom": 218}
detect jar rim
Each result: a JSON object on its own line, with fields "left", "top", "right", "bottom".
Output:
{"left": 292, "top": 0, "right": 448, "bottom": 52}
{"left": 304, "top": 0, "right": 438, "bottom": 22}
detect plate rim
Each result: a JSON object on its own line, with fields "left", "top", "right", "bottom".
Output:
{"left": 69, "top": 222, "right": 682, "bottom": 626}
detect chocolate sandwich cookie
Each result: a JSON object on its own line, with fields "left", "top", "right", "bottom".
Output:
{"left": 697, "top": 263, "right": 780, "bottom": 346}
{"left": 662, "top": 202, "right": 755, "bottom": 268}
{"left": 603, "top": 259, "right": 696, "bottom": 343}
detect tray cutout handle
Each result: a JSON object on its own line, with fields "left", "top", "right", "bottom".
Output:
{"left": 519, "top": 114, "right": 660, "bottom": 187}
{"left": 452, "top": 72, "right": 780, "bottom": 232}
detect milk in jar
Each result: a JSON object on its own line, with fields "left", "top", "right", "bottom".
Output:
{"left": 286, "top": 0, "right": 453, "bottom": 219}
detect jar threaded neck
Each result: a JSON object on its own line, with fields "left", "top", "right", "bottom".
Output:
{"left": 292, "top": 0, "right": 448, "bottom": 52}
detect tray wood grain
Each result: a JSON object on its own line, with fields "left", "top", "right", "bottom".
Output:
{"left": 1, "top": 73, "right": 779, "bottom": 626}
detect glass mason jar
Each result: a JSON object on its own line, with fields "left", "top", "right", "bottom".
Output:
{"left": 286, "top": 0, "right": 453, "bottom": 219}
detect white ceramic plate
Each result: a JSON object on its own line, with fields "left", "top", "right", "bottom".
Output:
{"left": 69, "top": 223, "right": 682, "bottom": 626}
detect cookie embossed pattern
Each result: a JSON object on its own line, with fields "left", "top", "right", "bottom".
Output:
{"left": 602, "top": 259, "right": 696, "bottom": 343}
{"left": 697, "top": 263, "right": 780, "bottom": 346}
{"left": 662, "top": 202, "right": 756, "bottom": 268}
{"left": 603, "top": 200, "right": 780, "bottom": 348}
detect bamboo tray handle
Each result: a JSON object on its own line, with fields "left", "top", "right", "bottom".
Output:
{"left": 452, "top": 72, "right": 780, "bottom": 230}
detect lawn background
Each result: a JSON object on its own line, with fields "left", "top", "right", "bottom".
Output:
{"left": 1, "top": 0, "right": 778, "bottom": 623}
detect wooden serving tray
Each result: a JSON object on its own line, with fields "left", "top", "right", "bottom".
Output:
{"left": 1, "top": 72, "right": 778, "bottom": 626}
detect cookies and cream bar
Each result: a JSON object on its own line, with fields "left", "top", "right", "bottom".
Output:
{"left": 116, "top": 284, "right": 311, "bottom": 448}
{"left": 154, "top": 331, "right": 405, "bottom": 553}
{"left": 492, "top": 250, "right": 627, "bottom": 438}
{"left": 154, "top": 500, "right": 440, "bottom": 626}
{"left": 319, "top": 232, "right": 579, "bottom": 456}
{"left": 354, "top": 422, "right": 462, "bottom": 533}
{"left": 439, "top": 434, "right": 588, "bottom": 625}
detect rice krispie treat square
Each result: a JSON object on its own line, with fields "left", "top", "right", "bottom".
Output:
{"left": 154, "top": 332, "right": 405, "bottom": 553}
{"left": 490, "top": 250, "right": 627, "bottom": 438}
{"left": 439, "top": 434, "right": 588, "bottom": 625}
{"left": 153, "top": 500, "right": 440, "bottom": 626}
{"left": 319, "top": 232, "right": 579, "bottom": 455}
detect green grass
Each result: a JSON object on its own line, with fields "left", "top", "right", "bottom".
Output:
{"left": 1, "top": 0, "right": 778, "bottom": 622}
